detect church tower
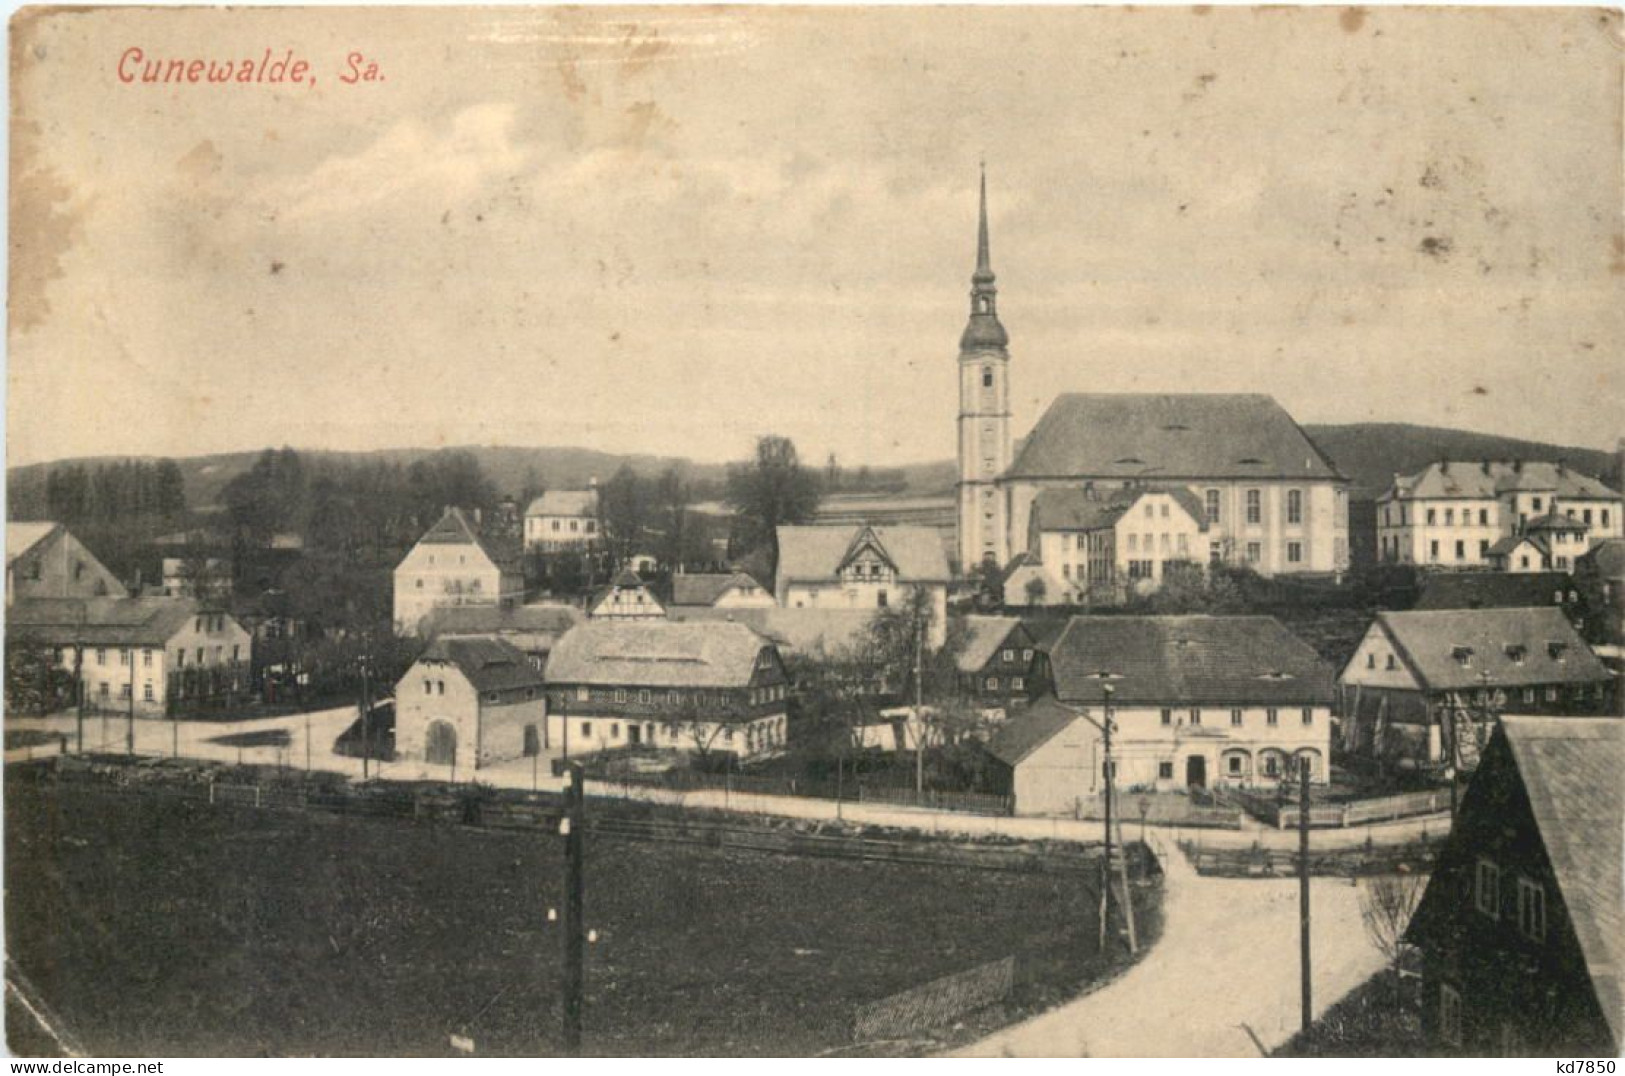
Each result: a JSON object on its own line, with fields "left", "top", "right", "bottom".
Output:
{"left": 956, "top": 168, "right": 1013, "bottom": 573}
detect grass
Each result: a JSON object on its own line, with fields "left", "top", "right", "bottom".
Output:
{"left": 1273, "top": 968, "right": 1426, "bottom": 1057}
{"left": 5, "top": 774, "right": 1158, "bottom": 1057}
{"left": 4, "top": 729, "right": 65, "bottom": 750}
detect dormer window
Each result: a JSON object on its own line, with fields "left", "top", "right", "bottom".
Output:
{"left": 1451, "top": 646, "right": 1474, "bottom": 667}
{"left": 1547, "top": 641, "right": 1568, "bottom": 661}
{"left": 1505, "top": 645, "right": 1526, "bottom": 664}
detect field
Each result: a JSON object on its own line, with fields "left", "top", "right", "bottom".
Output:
{"left": 4, "top": 774, "right": 1152, "bottom": 1057}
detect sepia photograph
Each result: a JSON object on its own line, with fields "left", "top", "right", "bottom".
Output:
{"left": 4, "top": 2, "right": 1622, "bottom": 1061}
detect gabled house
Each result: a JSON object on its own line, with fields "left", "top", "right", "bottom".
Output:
{"left": 1525, "top": 514, "right": 1591, "bottom": 572}
{"left": 395, "top": 637, "right": 548, "bottom": 770}
{"left": 8, "top": 597, "right": 251, "bottom": 715}
{"left": 1574, "top": 538, "right": 1623, "bottom": 655}
{"left": 588, "top": 569, "right": 666, "bottom": 620}
{"left": 418, "top": 601, "right": 582, "bottom": 670}
{"left": 1337, "top": 608, "right": 1615, "bottom": 771}
{"left": 1405, "top": 717, "right": 1621, "bottom": 1056}
{"left": 1486, "top": 533, "right": 1549, "bottom": 574}
{"left": 956, "top": 615, "right": 1048, "bottom": 718}
{"left": 776, "top": 524, "right": 950, "bottom": 646}
{"left": 544, "top": 619, "right": 790, "bottom": 761}
{"left": 669, "top": 571, "right": 775, "bottom": 610}
{"left": 393, "top": 508, "right": 525, "bottom": 635}
{"left": 1027, "top": 485, "right": 1210, "bottom": 601}
{"left": 6, "top": 523, "right": 125, "bottom": 605}
{"left": 998, "top": 552, "right": 1068, "bottom": 608}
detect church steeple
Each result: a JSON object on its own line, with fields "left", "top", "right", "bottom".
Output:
{"left": 961, "top": 165, "right": 1008, "bottom": 351}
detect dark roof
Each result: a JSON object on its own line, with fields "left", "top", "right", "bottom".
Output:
{"left": 1007, "top": 394, "right": 1343, "bottom": 482}
{"left": 666, "top": 607, "right": 876, "bottom": 658}
{"left": 1374, "top": 608, "right": 1610, "bottom": 691}
{"left": 8, "top": 596, "right": 216, "bottom": 647}
{"left": 1488, "top": 534, "right": 1543, "bottom": 557}
{"left": 417, "top": 636, "right": 544, "bottom": 694}
{"left": 419, "top": 602, "right": 581, "bottom": 639}
{"left": 1579, "top": 538, "right": 1625, "bottom": 579}
{"left": 410, "top": 507, "right": 521, "bottom": 573}
{"left": 986, "top": 696, "right": 1084, "bottom": 767}
{"left": 1414, "top": 572, "right": 1575, "bottom": 612}
{"left": 670, "top": 572, "right": 766, "bottom": 607}
{"left": 1050, "top": 615, "right": 1335, "bottom": 706}
{"left": 1029, "top": 485, "right": 1207, "bottom": 533}
{"left": 1501, "top": 717, "right": 1623, "bottom": 1044}
{"left": 610, "top": 568, "right": 645, "bottom": 588}
{"left": 526, "top": 489, "right": 598, "bottom": 518}
{"left": 1386, "top": 460, "right": 1621, "bottom": 501}
{"left": 1526, "top": 513, "right": 1589, "bottom": 533}
{"left": 957, "top": 616, "right": 1025, "bottom": 673}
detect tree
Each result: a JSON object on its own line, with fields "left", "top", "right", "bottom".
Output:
{"left": 1359, "top": 872, "right": 1425, "bottom": 974}
{"left": 652, "top": 466, "right": 692, "bottom": 572}
{"left": 1023, "top": 574, "right": 1049, "bottom": 607}
{"left": 4, "top": 633, "right": 74, "bottom": 716}
{"left": 724, "top": 436, "right": 821, "bottom": 582}
{"left": 599, "top": 465, "right": 649, "bottom": 568}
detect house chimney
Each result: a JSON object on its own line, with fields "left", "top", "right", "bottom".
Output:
{"left": 1556, "top": 458, "right": 1566, "bottom": 476}
{"left": 1513, "top": 459, "right": 1523, "bottom": 474}
{"left": 1440, "top": 460, "right": 1450, "bottom": 474}
{"left": 1481, "top": 459, "right": 1491, "bottom": 474}
{"left": 589, "top": 475, "right": 599, "bottom": 489}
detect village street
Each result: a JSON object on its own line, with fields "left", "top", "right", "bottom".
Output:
{"left": 953, "top": 834, "right": 1388, "bottom": 1057}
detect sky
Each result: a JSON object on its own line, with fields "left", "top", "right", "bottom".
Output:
{"left": 8, "top": 6, "right": 1623, "bottom": 470}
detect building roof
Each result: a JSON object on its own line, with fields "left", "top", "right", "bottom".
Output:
{"left": 407, "top": 507, "right": 520, "bottom": 573}
{"left": 525, "top": 489, "right": 598, "bottom": 518}
{"left": 1579, "top": 537, "right": 1625, "bottom": 579}
{"left": 1050, "top": 615, "right": 1335, "bottom": 706}
{"left": 6, "top": 522, "right": 58, "bottom": 565}
{"left": 1006, "top": 394, "right": 1343, "bottom": 482}
{"left": 1414, "top": 572, "right": 1576, "bottom": 612}
{"left": 666, "top": 607, "right": 876, "bottom": 659}
{"left": 418, "top": 636, "right": 544, "bottom": 694}
{"left": 1526, "top": 513, "right": 1590, "bottom": 533}
{"left": 1385, "top": 460, "right": 1622, "bottom": 501}
{"left": 1487, "top": 534, "right": 1543, "bottom": 557}
{"left": 545, "top": 619, "right": 776, "bottom": 689}
{"left": 986, "top": 696, "right": 1084, "bottom": 767}
{"left": 1029, "top": 485, "right": 1207, "bottom": 533}
{"left": 775, "top": 524, "right": 950, "bottom": 584}
{"left": 669, "top": 572, "right": 765, "bottom": 607}
{"left": 7, "top": 596, "right": 212, "bottom": 647}
{"left": 957, "top": 615, "right": 1024, "bottom": 673}
{"left": 1498, "top": 718, "right": 1623, "bottom": 1044}
{"left": 1373, "top": 607, "right": 1610, "bottom": 691}
{"left": 419, "top": 602, "right": 581, "bottom": 639}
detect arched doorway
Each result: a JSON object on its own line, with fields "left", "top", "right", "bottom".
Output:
{"left": 1185, "top": 754, "right": 1207, "bottom": 789}
{"left": 426, "top": 721, "right": 457, "bottom": 766}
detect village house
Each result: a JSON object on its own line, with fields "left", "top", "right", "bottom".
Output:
{"left": 8, "top": 596, "right": 251, "bottom": 715}
{"left": 523, "top": 487, "right": 600, "bottom": 552}
{"left": 1413, "top": 571, "right": 1586, "bottom": 636}
{"left": 418, "top": 601, "right": 582, "bottom": 670}
{"left": 394, "top": 636, "right": 548, "bottom": 770}
{"left": 1574, "top": 538, "right": 1623, "bottom": 659}
{"left": 1404, "top": 717, "right": 1621, "bottom": 1056}
{"left": 587, "top": 568, "right": 666, "bottom": 619}
{"left": 774, "top": 524, "right": 950, "bottom": 646}
{"left": 668, "top": 571, "right": 776, "bottom": 610}
{"left": 543, "top": 619, "right": 790, "bottom": 761}
{"left": 6, "top": 523, "right": 125, "bottom": 605}
{"left": 1377, "top": 459, "right": 1623, "bottom": 570}
{"left": 956, "top": 615, "right": 1049, "bottom": 719}
{"left": 159, "top": 555, "right": 233, "bottom": 602}
{"left": 1027, "top": 485, "right": 1209, "bottom": 602}
{"left": 986, "top": 616, "right": 1334, "bottom": 814}
{"left": 392, "top": 507, "right": 525, "bottom": 635}
{"left": 1336, "top": 607, "right": 1615, "bottom": 772}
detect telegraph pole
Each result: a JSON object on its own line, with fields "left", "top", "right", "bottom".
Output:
{"left": 1100, "top": 683, "right": 1115, "bottom": 952}
{"left": 73, "top": 643, "right": 84, "bottom": 753}
{"left": 562, "top": 761, "right": 586, "bottom": 1055}
{"left": 913, "top": 614, "right": 925, "bottom": 799}
{"left": 360, "top": 660, "right": 371, "bottom": 781}
{"left": 126, "top": 649, "right": 136, "bottom": 755}
{"left": 1298, "top": 759, "right": 1312, "bottom": 1032}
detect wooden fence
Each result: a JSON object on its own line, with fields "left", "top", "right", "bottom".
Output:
{"left": 852, "top": 956, "right": 1015, "bottom": 1042}
{"left": 588, "top": 765, "right": 1013, "bottom": 817}
{"left": 1271, "top": 789, "right": 1450, "bottom": 830}
{"left": 1180, "top": 836, "right": 1441, "bottom": 878}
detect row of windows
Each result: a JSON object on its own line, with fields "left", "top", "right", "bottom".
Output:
{"left": 573, "top": 717, "right": 786, "bottom": 748}
{"left": 984, "top": 676, "right": 1026, "bottom": 692}
{"left": 1197, "top": 488, "right": 1309, "bottom": 526}
{"left": 569, "top": 685, "right": 788, "bottom": 707}
{"left": 94, "top": 681, "right": 157, "bottom": 701}
{"left": 1000, "top": 647, "right": 1035, "bottom": 664}
{"left": 1385, "top": 502, "right": 1612, "bottom": 529}
{"left": 531, "top": 519, "right": 597, "bottom": 534}
{"left": 1474, "top": 859, "right": 1548, "bottom": 942}
{"left": 1148, "top": 749, "right": 1317, "bottom": 780}
{"left": 1159, "top": 707, "right": 1314, "bottom": 727}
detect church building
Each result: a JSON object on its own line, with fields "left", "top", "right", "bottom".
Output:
{"left": 955, "top": 175, "right": 1351, "bottom": 578}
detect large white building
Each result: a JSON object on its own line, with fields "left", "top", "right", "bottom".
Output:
{"left": 954, "top": 177, "right": 1349, "bottom": 577}
{"left": 774, "top": 524, "right": 950, "bottom": 647}
{"left": 523, "top": 488, "right": 601, "bottom": 552}
{"left": 393, "top": 508, "right": 524, "bottom": 635}
{"left": 1026, "top": 485, "right": 1210, "bottom": 603}
{"left": 1377, "top": 460, "right": 1623, "bottom": 571}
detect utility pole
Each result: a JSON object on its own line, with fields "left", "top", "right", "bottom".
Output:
{"left": 126, "top": 649, "right": 136, "bottom": 755}
{"left": 360, "top": 660, "right": 371, "bottom": 781}
{"left": 1100, "top": 683, "right": 1115, "bottom": 953}
{"left": 561, "top": 761, "right": 586, "bottom": 1055}
{"left": 305, "top": 709, "right": 312, "bottom": 772}
{"left": 1298, "top": 759, "right": 1312, "bottom": 1033}
{"left": 913, "top": 612, "right": 925, "bottom": 799}
{"left": 73, "top": 643, "right": 84, "bottom": 753}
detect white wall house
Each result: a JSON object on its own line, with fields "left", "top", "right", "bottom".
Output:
{"left": 9, "top": 597, "right": 251, "bottom": 716}
{"left": 523, "top": 488, "right": 601, "bottom": 552}
{"left": 988, "top": 615, "right": 1335, "bottom": 815}
{"left": 775, "top": 524, "right": 950, "bottom": 647}
{"left": 669, "top": 571, "right": 776, "bottom": 610}
{"left": 1028, "top": 485, "right": 1210, "bottom": 603}
{"left": 587, "top": 569, "right": 667, "bottom": 619}
{"left": 1378, "top": 460, "right": 1623, "bottom": 570}
{"left": 6, "top": 523, "right": 125, "bottom": 605}
{"left": 395, "top": 637, "right": 548, "bottom": 770}
{"left": 393, "top": 508, "right": 524, "bottom": 635}
{"left": 544, "top": 619, "right": 790, "bottom": 761}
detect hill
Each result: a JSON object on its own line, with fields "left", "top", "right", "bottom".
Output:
{"left": 1301, "top": 423, "right": 1621, "bottom": 500}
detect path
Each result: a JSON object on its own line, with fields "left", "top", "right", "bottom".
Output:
{"left": 953, "top": 835, "right": 1387, "bottom": 1057}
